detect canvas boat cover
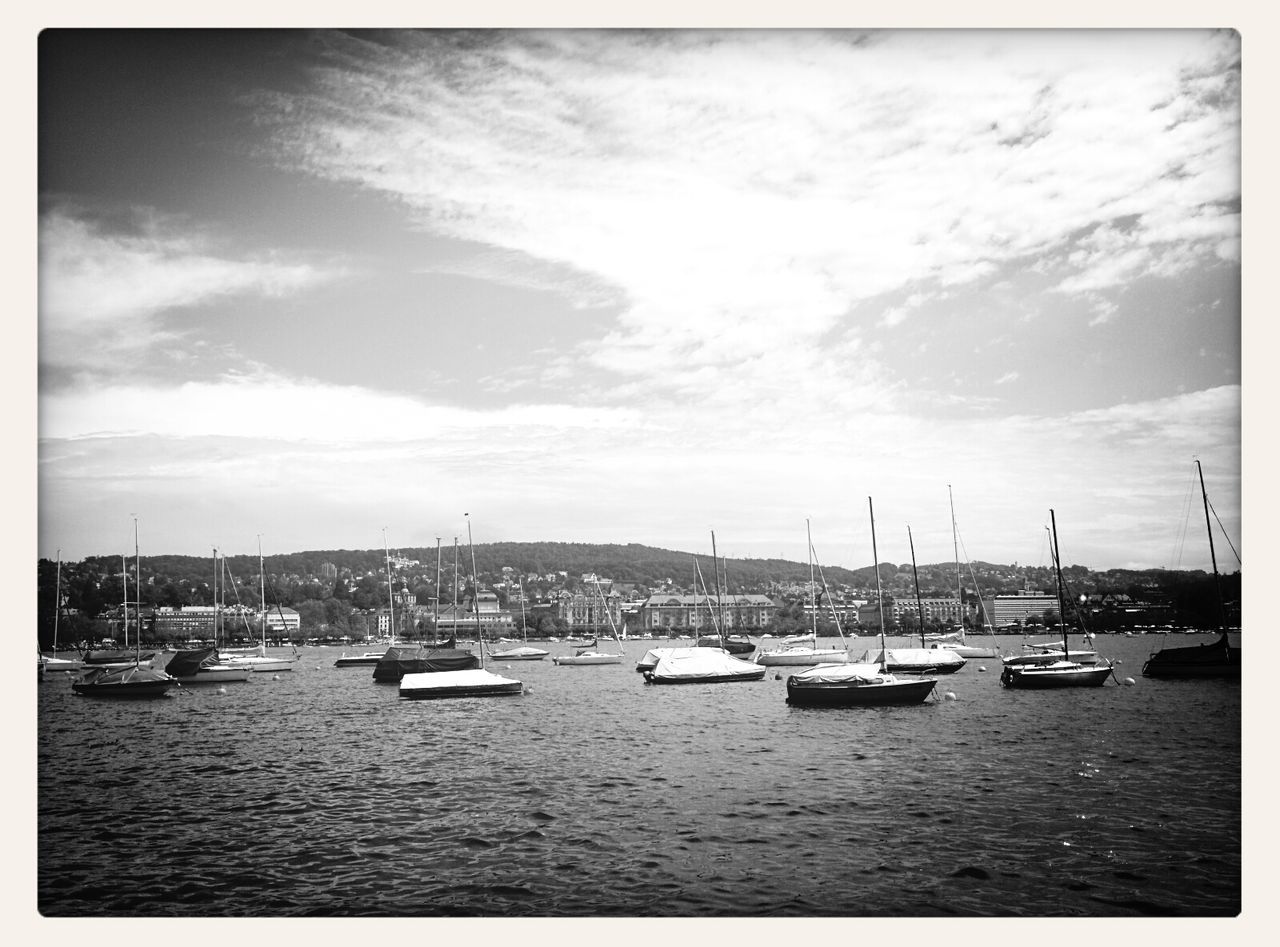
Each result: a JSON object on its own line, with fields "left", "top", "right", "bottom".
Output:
{"left": 399, "top": 668, "right": 523, "bottom": 698}
{"left": 864, "top": 648, "right": 965, "bottom": 668}
{"left": 372, "top": 645, "right": 479, "bottom": 682}
{"left": 163, "top": 647, "right": 222, "bottom": 678}
{"left": 85, "top": 649, "right": 155, "bottom": 664}
{"left": 647, "top": 648, "right": 766, "bottom": 682}
{"left": 74, "top": 663, "right": 173, "bottom": 689}
{"left": 636, "top": 646, "right": 687, "bottom": 670}
{"left": 790, "top": 662, "right": 890, "bottom": 685}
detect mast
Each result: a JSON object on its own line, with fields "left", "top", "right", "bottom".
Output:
{"left": 52, "top": 550, "right": 61, "bottom": 653}
{"left": 212, "top": 547, "right": 219, "bottom": 649}
{"left": 134, "top": 516, "right": 140, "bottom": 662}
{"left": 950, "top": 484, "right": 963, "bottom": 642}
{"left": 258, "top": 536, "right": 266, "bottom": 646}
{"left": 122, "top": 553, "right": 129, "bottom": 649}
{"left": 710, "top": 530, "right": 726, "bottom": 646}
{"left": 1196, "top": 460, "right": 1228, "bottom": 637}
{"left": 869, "top": 498, "right": 887, "bottom": 670}
{"left": 518, "top": 577, "right": 529, "bottom": 643}
{"left": 1049, "top": 509, "right": 1069, "bottom": 657}
{"left": 466, "top": 514, "right": 483, "bottom": 665}
{"left": 806, "top": 518, "right": 817, "bottom": 640}
{"left": 908, "top": 525, "right": 926, "bottom": 648}
{"left": 383, "top": 528, "right": 396, "bottom": 644}
{"left": 434, "top": 537, "right": 442, "bottom": 636}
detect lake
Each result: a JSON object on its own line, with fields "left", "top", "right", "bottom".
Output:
{"left": 36, "top": 633, "right": 1241, "bottom": 917}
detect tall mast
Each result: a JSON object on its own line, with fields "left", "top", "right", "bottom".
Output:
{"left": 518, "top": 577, "right": 529, "bottom": 643}
{"left": 950, "top": 484, "right": 963, "bottom": 642}
{"left": 383, "top": 528, "right": 395, "bottom": 644}
{"left": 258, "top": 536, "right": 266, "bottom": 645}
{"left": 1196, "top": 460, "right": 1228, "bottom": 635}
{"left": 434, "top": 537, "right": 442, "bottom": 633}
{"left": 710, "top": 530, "right": 726, "bottom": 645}
{"left": 453, "top": 537, "right": 460, "bottom": 613}
{"left": 212, "top": 547, "right": 219, "bottom": 648}
{"left": 1049, "top": 509, "right": 1069, "bottom": 656}
{"left": 122, "top": 553, "right": 129, "bottom": 649}
{"left": 466, "top": 514, "right": 483, "bottom": 665}
{"left": 134, "top": 516, "right": 140, "bottom": 661}
{"left": 806, "top": 518, "right": 817, "bottom": 639}
{"left": 52, "top": 550, "right": 61, "bottom": 653}
{"left": 908, "top": 525, "right": 925, "bottom": 648}
{"left": 869, "top": 498, "right": 887, "bottom": 670}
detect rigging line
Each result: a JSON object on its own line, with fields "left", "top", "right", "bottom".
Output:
{"left": 1171, "top": 465, "right": 1197, "bottom": 569}
{"left": 809, "top": 541, "right": 847, "bottom": 646}
{"left": 1206, "top": 498, "right": 1242, "bottom": 565}
{"left": 954, "top": 523, "right": 992, "bottom": 630}
{"left": 692, "top": 557, "right": 720, "bottom": 636}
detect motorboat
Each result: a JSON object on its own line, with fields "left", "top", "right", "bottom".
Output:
{"left": 162, "top": 647, "right": 252, "bottom": 684}
{"left": 642, "top": 647, "right": 766, "bottom": 684}
{"left": 786, "top": 662, "right": 937, "bottom": 706}
{"left": 399, "top": 667, "right": 523, "bottom": 700}
{"left": 72, "top": 663, "right": 176, "bottom": 699}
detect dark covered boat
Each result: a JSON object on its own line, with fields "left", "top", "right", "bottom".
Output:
{"left": 372, "top": 644, "right": 479, "bottom": 683}
{"left": 84, "top": 648, "right": 155, "bottom": 665}
{"left": 786, "top": 663, "right": 936, "bottom": 705}
{"left": 72, "top": 663, "right": 175, "bottom": 699}
{"left": 162, "top": 646, "right": 251, "bottom": 684}
{"left": 697, "top": 634, "right": 754, "bottom": 655}
{"left": 1143, "top": 461, "right": 1241, "bottom": 680}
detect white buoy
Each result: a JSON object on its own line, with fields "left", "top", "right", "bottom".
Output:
{"left": 943, "top": 691, "right": 957, "bottom": 701}
{"left": 316, "top": 665, "right": 322, "bottom": 670}
{"left": 216, "top": 686, "right": 226, "bottom": 695}
{"left": 272, "top": 674, "right": 281, "bottom": 681}
{"left": 1122, "top": 677, "right": 1136, "bottom": 686}
{"left": 977, "top": 666, "right": 987, "bottom": 672}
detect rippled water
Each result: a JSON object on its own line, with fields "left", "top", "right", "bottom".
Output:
{"left": 37, "top": 634, "right": 1240, "bottom": 917}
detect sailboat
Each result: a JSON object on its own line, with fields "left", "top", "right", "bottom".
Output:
{"left": 226, "top": 538, "right": 299, "bottom": 673}
{"left": 787, "top": 498, "right": 937, "bottom": 706}
{"left": 336, "top": 530, "right": 400, "bottom": 667}
{"left": 694, "top": 537, "right": 755, "bottom": 655}
{"left": 400, "top": 515, "right": 522, "bottom": 699}
{"left": 552, "top": 576, "right": 626, "bottom": 665}
{"left": 1142, "top": 460, "right": 1241, "bottom": 679}
{"left": 1000, "top": 510, "right": 1113, "bottom": 688}
{"left": 636, "top": 555, "right": 713, "bottom": 673}
{"left": 860, "top": 526, "right": 966, "bottom": 675}
{"left": 73, "top": 519, "right": 176, "bottom": 699}
{"left": 490, "top": 578, "right": 550, "bottom": 661}
{"left": 756, "top": 521, "right": 850, "bottom": 667}
{"left": 929, "top": 486, "right": 1000, "bottom": 659}
{"left": 163, "top": 549, "right": 251, "bottom": 684}
{"left": 40, "top": 550, "right": 83, "bottom": 674}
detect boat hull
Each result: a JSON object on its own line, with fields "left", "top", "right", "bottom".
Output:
{"left": 786, "top": 677, "right": 937, "bottom": 706}
{"left": 1000, "top": 664, "right": 1112, "bottom": 688}
{"left": 1141, "top": 637, "right": 1240, "bottom": 679}
{"left": 552, "top": 653, "right": 623, "bottom": 665}
{"left": 755, "top": 648, "right": 849, "bottom": 667}
{"left": 644, "top": 667, "right": 766, "bottom": 684}
{"left": 168, "top": 666, "right": 253, "bottom": 684}
{"left": 72, "top": 665, "right": 176, "bottom": 699}
{"left": 1002, "top": 650, "right": 1097, "bottom": 667}
{"left": 334, "top": 654, "right": 386, "bottom": 667}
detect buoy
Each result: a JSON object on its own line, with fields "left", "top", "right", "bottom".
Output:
{"left": 977, "top": 666, "right": 987, "bottom": 672}
{"left": 1122, "top": 677, "right": 1136, "bottom": 686}
{"left": 315, "top": 666, "right": 321, "bottom": 670}
{"left": 774, "top": 673, "right": 783, "bottom": 680}
{"left": 216, "top": 686, "right": 226, "bottom": 695}
{"left": 943, "top": 691, "right": 957, "bottom": 701}
{"left": 272, "top": 674, "right": 281, "bottom": 681}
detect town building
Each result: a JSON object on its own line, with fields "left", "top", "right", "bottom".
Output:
{"left": 991, "top": 590, "right": 1059, "bottom": 627}
{"left": 638, "top": 594, "right": 777, "bottom": 633}
{"left": 555, "top": 589, "right": 623, "bottom": 631}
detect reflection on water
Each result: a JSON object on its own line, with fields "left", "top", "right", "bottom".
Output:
{"left": 38, "top": 636, "right": 1240, "bottom": 916}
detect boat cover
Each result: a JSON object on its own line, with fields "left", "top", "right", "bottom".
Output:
{"left": 790, "top": 662, "right": 889, "bottom": 685}
{"left": 647, "top": 648, "right": 766, "bottom": 682}
{"left": 163, "top": 647, "right": 220, "bottom": 678}
{"left": 636, "top": 646, "right": 686, "bottom": 670}
{"left": 85, "top": 649, "right": 155, "bottom": 664}
{"left": 399, "top": 668, "right": 523, "bottom": 697}
{"left": 865, "top": 648, "right": 965, "bottom": 668}
{"left": 372, "top": 645, "right": 479, "bottom": 682}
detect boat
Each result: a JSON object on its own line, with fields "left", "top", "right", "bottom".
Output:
{"left": 859, "top": 525, "right": 966, "bottom": 675}
{"left": 756, "top": 522, "right": 850, "bottom": 667}
{"left": 635, "top": 646, "right": 688, "bottom": 673}
{"left": 40, "top": 550, "right": 84, "bottom": 674}
{"left": 333, "top": 650, "right": 387, "bottom": 668}
{"left": 72, "top": 519, "right": 176, "bottom": 700}
{"left": 929, "top": 486, "right": 1001, "bottom": 659}
{"left": 643, "top": 647, "right": 767, "bottom": 684}
{"left": 553, "top": 576, "right": 625, "bottom": 666}
{"left": 225, "top": 538, "right": 299, "bottom": 674}
{"left": 1142, "top": 460, "right": 1241, "bottom": 679}
{"left": 1000, "top": 511, "right": 1113, "bottom": 689}
{"left": 1001, "top": 641, "right": 1099, "bottom": 667}
{"left": 489, "top": 578, "right": 550, "bottom": 661}
{"left": 787, "top": 498, "right": 937, "bottom": 706}
{"left": 162, "top": 646, "right": 252, "bottom": 684}
{"left": 399, "top": 514, "right": 522, "bottom": 699}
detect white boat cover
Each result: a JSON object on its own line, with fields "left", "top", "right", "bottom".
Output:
{"left": 790, "top": 662, "right": 890, "bottom": 685}
{"left": 636, "top": 646, "right": 688, "bottom": 670}
{"left": 489, "top": 645, "right": 549, "bottom": 658}
{"left": 863, "top": 648, "right": 965, "bottom": 668}
{"left": 399, "top": 668, "right": 523, "bottom": 696}
{"left": 648, "top": 648, "right": 766, "bottom": 682}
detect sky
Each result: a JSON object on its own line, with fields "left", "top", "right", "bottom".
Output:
{"left": 36, "top": 28, "right": 1243, "bottom": 573}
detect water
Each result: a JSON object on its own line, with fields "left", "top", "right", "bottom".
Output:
{"left": 37, "top": 634, "right": 1241, "bottom": 916}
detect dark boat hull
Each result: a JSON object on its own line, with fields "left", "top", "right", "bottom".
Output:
{"left": 1141, "top": 636, "right": 1240, "bottom": 679}
{"left": 399, "top": 682, "right": 524, "bottom": 700}
{"left": 785, "top": 678, "right": 936, "bottom": 706}
{"left": 643, "top": 669, "right": 767, "bottom": 685}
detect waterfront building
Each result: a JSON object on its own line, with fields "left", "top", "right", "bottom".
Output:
{"left": 555, "top": 589, "right": 623, "bottom": 631}
{"left": 992, "top": 590, "right": 1059, "bottom": 627}
{"left": 432, "top": 591, "right": 515, "bottom": 639}
{"left": 639, "top": 594, "right": 777, "bottom": 633}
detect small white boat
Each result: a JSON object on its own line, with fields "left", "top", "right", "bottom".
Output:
{"left": 334, "top": 651, "right": 387, "bottom": 668}
{"left": 489, "top": 645, "right": 550, "bottom": 661}
{"left": 643, "top": 647, "right": 766, "bottom": 684}
{"left": 860, "top": 647, "right": 965, "bottom": 675}
{"left": 786, "top": 662, "right": 937, "bottom": 706}
{"left": 1002, "top": 643, "right": 1098, "bottom": 667}
{"left": 553, "top": 650, "right": 624, "bottom": 666}
{"left": 163, "top": 647, "right": 252, "bottom": 684}
{"left": 224, "top": 645, "right": 298, "bottom": 673}
{"left": 399, "top": 667, "right": 524, "bottom": 700}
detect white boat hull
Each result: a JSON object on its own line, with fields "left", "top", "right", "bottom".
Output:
{"left": 552, "top": 652, "right": 623, "bottom": 665}
{"left": 755, "top": 648, "right": 849, "bottom": 667}
{"left": 399, "top": 668, "right": 523, "bottom": 699}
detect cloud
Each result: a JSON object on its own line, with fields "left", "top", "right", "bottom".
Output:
{"left": 39, "top": 207, "right": 340, "bottom": 377}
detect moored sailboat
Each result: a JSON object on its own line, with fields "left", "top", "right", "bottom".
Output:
{"left": 756, "top": 521, "right": 850, "bottom": 667}
{"left": 225, "top": 538, "right": 299, "bottom": 673}
{"left": 552, "top": 575, "right": 625, "bottom": 666}
{"left": 40, "top": 550, "right": 83, "bottom": 675}
{"left": 1142, "top": 460, "right": 1241, "bottom": 679}
{"left": 1000, "top": 510, "right": 1112, "bottom": 689}
{"left": 787, "top": 498, "right": 936, "bottom": 706}
{"left": 490, "top": 578, "right": 550, "bottom": 661}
